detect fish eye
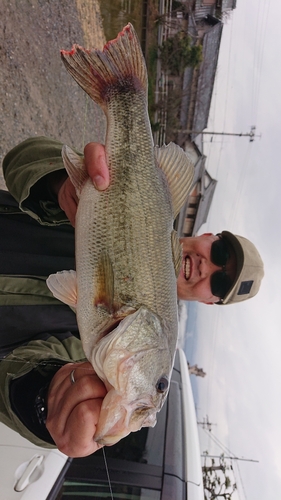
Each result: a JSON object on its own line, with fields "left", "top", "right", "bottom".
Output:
{"left": 156, "top": 376, "right": 169, "bottom": 393}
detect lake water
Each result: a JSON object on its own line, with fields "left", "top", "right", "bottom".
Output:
{"left": 100, "top": 0, "right": 145, "bottom": 42}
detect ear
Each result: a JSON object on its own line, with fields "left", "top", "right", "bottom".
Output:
{"left": 201, "top": 298, "right": 220, "bottom": 305}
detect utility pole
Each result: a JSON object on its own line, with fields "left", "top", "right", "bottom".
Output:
{"left": 202, "top": 454, "right": 259, "bottom": 463}
{"left": 197, "top": 415, "right": 216, "bottom": 432}
{"left": 181, "top": 125, "right": 260, "bottom": 142}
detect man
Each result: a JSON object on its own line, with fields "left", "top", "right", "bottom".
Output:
{"left": 0, "top": 137, "right": 264, "bottom": 457}
{"left": 59, "top": 141, "right": 264, "bottom": 306}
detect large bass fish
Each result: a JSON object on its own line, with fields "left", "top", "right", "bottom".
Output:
{"left": 47, "top": 23, "right": 194, "bottom": 445}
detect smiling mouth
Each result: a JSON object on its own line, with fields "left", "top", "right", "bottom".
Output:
{"left": 184, "top": 257, "right": 191, "bottom": 280}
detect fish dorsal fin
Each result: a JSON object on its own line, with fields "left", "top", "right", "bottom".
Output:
{"left": 62, "top": 145, "right": 88, "bottom": 197}
{"left": 95, "top": 253, "right": 115, "bottom": 314}
{"left": 171, "top": 230, "right": 183, "bottom": 277}
{"left": 46, "top": 270, "right": 77, "bottom": 307}
{"left": 154, "top": 143, "right": 195, "bottom": 218}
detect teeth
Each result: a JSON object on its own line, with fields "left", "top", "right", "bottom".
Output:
{"left": 184, "top": 257, "right": 190, "bottom": 280}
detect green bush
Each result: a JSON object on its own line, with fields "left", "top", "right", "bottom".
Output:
{"left": 159, "top": 32, "right": 203, "bottom": 76}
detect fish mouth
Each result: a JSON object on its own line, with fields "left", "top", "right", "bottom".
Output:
{"left": 95, "top": 429, "right": 130, "bottom": 446}
{"left": 94, "top": 398, "right": 156, "bottom": 446}
{"left": 184, "top": 256, "right": 191, "bottom": 280}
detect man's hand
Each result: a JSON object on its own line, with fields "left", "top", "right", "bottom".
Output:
{"left": 46, "top": 362, "right": 107, "bottom": 457}
{"left": 57, "top": 142, "right": 109, "bottom": 226}
{"left": 84, "top": 142, "right": 109, "bottom": 191}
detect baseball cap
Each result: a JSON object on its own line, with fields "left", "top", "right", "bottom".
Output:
{"left": 220, "top": 231, "right": 264, "bottom": 305}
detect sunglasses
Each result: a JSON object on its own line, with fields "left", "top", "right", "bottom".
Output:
{"left": 210, "top": 235, "right": 233, "bottom": 301}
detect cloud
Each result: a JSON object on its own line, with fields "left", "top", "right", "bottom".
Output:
{"left": 189, "top": 1, "right": 281, "bottom": 495}
{"left": 193, "top": 297, "right": 281, "bottom": 497}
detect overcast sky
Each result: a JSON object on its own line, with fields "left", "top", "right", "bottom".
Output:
{"left": 180, "top": 1, "right": 281, "bottom": 498}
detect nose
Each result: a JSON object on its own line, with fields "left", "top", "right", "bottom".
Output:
{"left": 199, "top": 257, "right": 222, "bottom": 278}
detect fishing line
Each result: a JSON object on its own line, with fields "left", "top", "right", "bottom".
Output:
{"left": 1, "top": 355, "right": 115, "bottom": 497}
{"left": 0, "top": 359, "right": 115, "bottom": 498}
{"left": 102, "top": 447, "right": 114, "bottom": 500}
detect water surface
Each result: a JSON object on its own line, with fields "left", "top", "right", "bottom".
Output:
{"left": 100, "top": 0, "right": 144, "bottom": 42}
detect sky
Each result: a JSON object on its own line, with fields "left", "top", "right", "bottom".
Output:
{"left": 179, "top": 1, "right": 281, "bottom": 498}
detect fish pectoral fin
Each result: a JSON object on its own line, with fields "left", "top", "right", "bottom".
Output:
{"left": 62, "top": 145, "right": 88, "bottom": 197}
{"left": 171, "top": 230, "right": 182, "bottom": 278}
{"left": 46, "top": 270, "right": 77, "bottom": 307}
{"left": 95, "top": 253, "right": 115, "bottom": 313}
{"left": 154, "top": 143, "right": 195, "bottom": 218}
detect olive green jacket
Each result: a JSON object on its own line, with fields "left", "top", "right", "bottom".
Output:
{"left": 0, "top": 137, "right": 86, "bottom": 448}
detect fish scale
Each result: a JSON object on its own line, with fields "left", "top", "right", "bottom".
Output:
{"left": 47, "top": 23, "right": 195, "bottom": 446}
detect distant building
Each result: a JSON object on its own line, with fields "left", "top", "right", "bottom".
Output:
{"left": 190, "top": 0, "right": 237, "bottom": 21}
{"left": 178, "top": 16, "right": 223, "bottom": 145}
{"left": 152, "top": 1, "right": 234, "bottom": 233}
{"left": 170, "top": 1, "right": 236, "bottom": 146}
{"left": 188, "top": 363, "right": 206, "bottom": 377}
{"left": 174, "top": 140, "right": 217, "bottom": 236}
{"left": 153, "top": 0, "right": 237, "bottom": 145}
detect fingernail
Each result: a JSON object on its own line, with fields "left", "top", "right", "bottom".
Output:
{"left": 93, "top": 175, "right": 107, "bottom": 191}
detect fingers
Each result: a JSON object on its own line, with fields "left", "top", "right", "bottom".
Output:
{"left": 46, "top": 362, "right": 107, "bottom": 457}
{"left": 62, "top": 398, "right": 105, "bottom": 457}
{"left": 84, "top": 142, "right": 109, "bottom": 191}
{"left": 57, "top": 177, "right": 78, "bottom": 227}
{"left": 48, "top": 363, "right": 105, "bottom": 420}
{"left": 57, "top": 143, "right": 109, "bottom": 225}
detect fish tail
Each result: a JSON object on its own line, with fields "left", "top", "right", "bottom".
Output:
{"left": 60, "top": 23, "right": 147, "bottom": 111}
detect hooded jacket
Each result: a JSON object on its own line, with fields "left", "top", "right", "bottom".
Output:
{"left": 0, "top": 136, "right": 86, "bottom": 448}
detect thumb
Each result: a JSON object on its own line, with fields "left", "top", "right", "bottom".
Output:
{"left": 84, "top": 143, "right": 110, "bottom": 191}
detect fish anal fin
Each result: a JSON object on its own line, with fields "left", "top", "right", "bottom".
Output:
{"left": 171, "top": 230, "right": 183, "bottom": 278}
{"left": 46, "top": 270, "right": 77, "bottom": 307}
{"left": 154, "top": 143, "right": 195, "bottom": 218}
{"left": 62, "top": 145, "right": 88, "bottom": 197}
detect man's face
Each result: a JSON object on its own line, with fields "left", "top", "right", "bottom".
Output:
{"left": 177, "top": 233, "right": 236, "bottom": 304}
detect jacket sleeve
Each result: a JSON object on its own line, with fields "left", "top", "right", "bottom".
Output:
{"left": 2, "top": 136, "right": 82, "bottom": 225}
{"left": 0, "top": 335, "right": 86, "bottom": 448}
